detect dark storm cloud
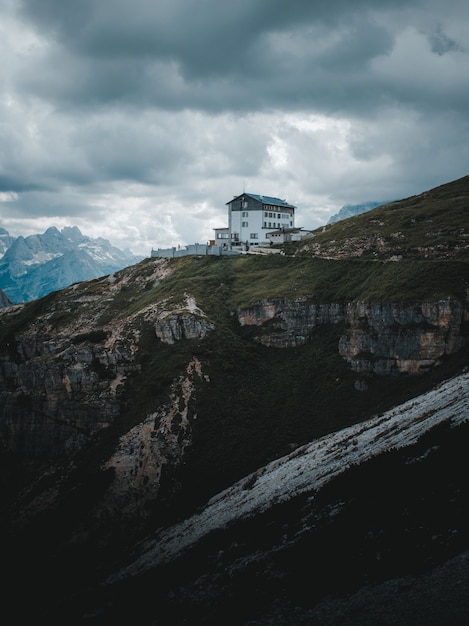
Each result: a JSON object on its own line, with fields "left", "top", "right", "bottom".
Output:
{"left": 17, "top": 0, "right": 456, "bottom": 116}
{"left": 0, "top": 175, "right": 45, "bottom": 193}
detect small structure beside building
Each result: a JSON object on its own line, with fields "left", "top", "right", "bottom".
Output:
{"left": 266, "top": 227, "right": 308, "bottom": 245}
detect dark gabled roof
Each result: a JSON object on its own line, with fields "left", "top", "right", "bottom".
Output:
{"left": 227, "top": 193, "right": 296, "bottom": 209}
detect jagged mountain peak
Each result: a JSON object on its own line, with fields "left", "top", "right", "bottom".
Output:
{"left": 61, "top": 225, "right": 85, "bottom": 243}
{"left": 327, "top": 200, "right": 386, "bottom": 224}
{"left": 0, "top": 224, "right": 143, "bottom": 302}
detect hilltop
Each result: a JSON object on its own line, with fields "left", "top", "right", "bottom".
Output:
{"left": 0, "top": 174, "right": 468, "bottom": 624}
{"left": 293, "top": 174, "right": 469, "bottom": 260}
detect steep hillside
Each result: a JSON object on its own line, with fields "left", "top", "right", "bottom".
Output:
{"left": 294, "top": 174, "right": 469, "bottom": 260}
{"left": 1, "top": 175, "right": 469, "bottom": 624}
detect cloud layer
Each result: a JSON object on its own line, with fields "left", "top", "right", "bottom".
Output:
{"left": 1, "top": 0, "right": 468, "bottom": 254}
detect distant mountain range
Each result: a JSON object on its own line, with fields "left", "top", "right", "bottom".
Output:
{"left": 327, "top": 201, "right": 386, "bottom": 224}
{"left": 0, "top": 225, "right": 143, "bottom": 303}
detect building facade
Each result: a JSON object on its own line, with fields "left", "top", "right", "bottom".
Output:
{"left": 215, "top": 193, "right": 296, "bottom": 247}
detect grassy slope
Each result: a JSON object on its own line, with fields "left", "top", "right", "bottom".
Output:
{"left": 293, "top": 173, "right": 469, "bottom": 258}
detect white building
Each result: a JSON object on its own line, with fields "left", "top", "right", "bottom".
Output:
{"left": 214, "top": 193, "right": 296, "bottom": 247}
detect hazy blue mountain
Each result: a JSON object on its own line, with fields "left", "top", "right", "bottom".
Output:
{"left": 327, "top": 201, "right": 386, "bottom": 224}
{"left": 0, "top": 225, "right": 143, "bottom": 302}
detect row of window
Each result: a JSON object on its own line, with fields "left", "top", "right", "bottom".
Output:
{"left": 265, "top": 211, "right": 290, "bottom": 219}
{"left": 241, "top": 211, "right": 290, "bottom": 220}
{"left": 264, "top": 204, "right": 291, "bottom": 212}
{"left": 241, "top": 211, "right": 292, "bottom": 219}
{"left": 242, "top": 221, "right": 292, "bottom": 229}
{"left": 265, "top": 222, "right": 291, "bottom": 229}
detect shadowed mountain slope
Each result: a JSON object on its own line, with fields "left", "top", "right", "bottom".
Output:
{"left": 0, "top": 174, "right": 468, "bottom": 624}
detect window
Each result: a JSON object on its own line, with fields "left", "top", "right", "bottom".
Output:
{"left": 263, "top": 222, "right": 267, "bottom": 228}
{"left": 269, "top": 212, "right": 272, "bottom": 217}
{"left": 217, "top": 233, "right": 229, "bottom": 239}
{"left": 278, "top": 213, "right": 281, "bottom": 219}
{"left": 250, "top": 233, "right": 258, "bottom": 239}
{"left": 242, "top": 221, "right": 248, "bottom": 227}
{"left": 242, "top": 211, "right": 248, "bottom": 217}
{"left": 268, "top": 222, "right": 271, "bottom": 228}
{"left": 264, "top": 211, "right": 268, "bottom": 217}
{"left": 243, "top": 201, "right": 248, "bottom": 209}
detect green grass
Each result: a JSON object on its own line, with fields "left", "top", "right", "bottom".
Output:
{"left": 169, "top": 255, "right": 469, "bottom": 308}
{"left": 295, "top": 174, "right": 469, "bottom": 259}
{"left": 2, "top": 255, "right": 468, "bottom": 354}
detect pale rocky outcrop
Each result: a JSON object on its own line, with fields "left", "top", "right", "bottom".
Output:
{"left": 101, "top": 357, "right": 204, "bottom": 520}
{"left": 154, "top": 294, "right": 215, "bottom": 344}
{"left": 155, "top": 313, "right": 215, "bottom": 344}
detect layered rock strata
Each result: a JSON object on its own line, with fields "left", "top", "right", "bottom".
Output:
{"left": 237, "top": 297, "right": 467, "bottom": 375}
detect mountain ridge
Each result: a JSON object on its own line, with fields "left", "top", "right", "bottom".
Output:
{"left": 326, "top": 200, "right": 386, "bottom": 224}
{"left": 0, "top": 225, "right": 142, "bottom": 303}
{"left": 1, "top": 174, "right": 468, "bottom": 624}
{"left": 294, "top": 174, "right": 469, "bottom": 260}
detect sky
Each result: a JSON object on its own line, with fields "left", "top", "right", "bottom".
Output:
{"left": 1, "top": 0, "right": 468, "bottom": 256}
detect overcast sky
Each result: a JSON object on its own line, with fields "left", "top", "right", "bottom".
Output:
{"left": 1, "top": 0, "right": 468, "bottom": 255}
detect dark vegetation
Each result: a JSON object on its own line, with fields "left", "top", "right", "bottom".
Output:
{"left": 44, "top": 420, "right": 469, "bottom": 625}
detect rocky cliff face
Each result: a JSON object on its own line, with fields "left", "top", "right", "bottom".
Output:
{"left": 2, "top": 271, "right": 467, "bottom": 462}
{"left": 154, "top": 294, "right": 216, "bottom": 344}
{"left": 339, "top": 299, "right": 466, "bottom": 375}
{"left": 237, "top": 295, "right": 468, "bottom": 374}
{"left": 0, "top": 300, "right": 139, "bottom": 457}
{"left": 0, "top": 259, "right": 176, "bottom": 460}
{"left": 100, "top": 357, "right": 204, "bottom": 522}
{"left": 0, "top": 258, "right": 217, "bottom": 540}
